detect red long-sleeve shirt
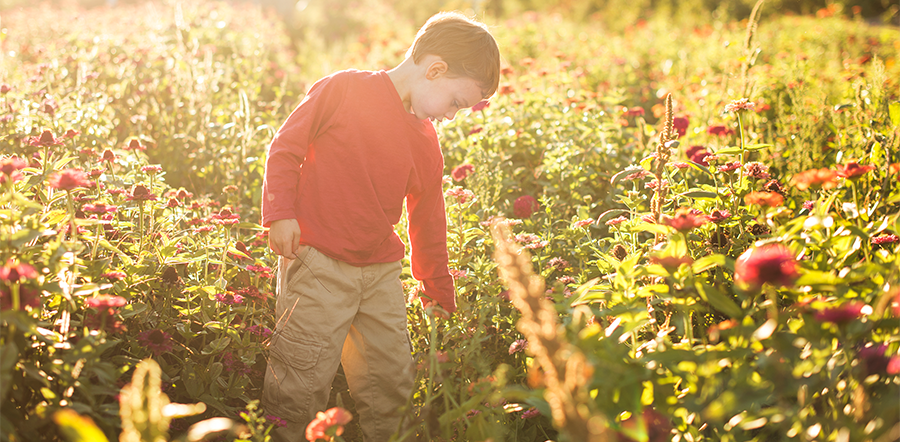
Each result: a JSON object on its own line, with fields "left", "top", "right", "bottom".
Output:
{"left": 261, "top": 69, "right": 456, "bottom": 312}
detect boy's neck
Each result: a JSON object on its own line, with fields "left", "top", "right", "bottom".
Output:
{"left": 386, "top": 58, "right": 418, "bottom": 115}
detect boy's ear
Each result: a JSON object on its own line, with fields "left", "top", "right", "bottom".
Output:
{"left": 425, "top": 59, "right": 448, "bottom": 80}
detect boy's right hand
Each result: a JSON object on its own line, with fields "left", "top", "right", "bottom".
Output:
{"left": 268, "top": 218, "right": 302, "bottom": 259}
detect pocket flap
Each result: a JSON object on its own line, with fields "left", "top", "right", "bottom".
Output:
{"left": 271, "top": 332, "right": 323, "bottom": 371}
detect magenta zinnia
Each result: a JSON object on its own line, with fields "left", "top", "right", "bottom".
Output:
{"left": 724, "top": 98, "right": 755, "bottom": 113}
{"left": 451, "top": 164, "right": 474, "bottom": 181}
{"left": 138, "top": 329, "right": 174, "bottom": 356}
{"left": 49, "top": 168, "right": 91, "bottom": 191}
{"left": 0, "top": 260, "right": 39, "bottom": 282}
{"left": 872, "top": 234, "right": 899, "bottom": 245}
{"left": 662, "top": 207, "right": 707, "bottom": 233}
{"left": 513, "top": 195, "right": 539, "bottom": 218}
{"left": 734, "top": 244, "right": 799, "bottom": 289}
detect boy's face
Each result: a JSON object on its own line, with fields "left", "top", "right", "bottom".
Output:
{"left": 411, "top": 59, "right": 485, "bottom": 122}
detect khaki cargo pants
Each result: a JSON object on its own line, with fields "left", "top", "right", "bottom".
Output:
{"left": 262, "top": 245, "right": 415, "bottom": 442}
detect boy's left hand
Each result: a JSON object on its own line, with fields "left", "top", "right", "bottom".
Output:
{"left": 420, "top": 297, "right": 450, "bottom": 320}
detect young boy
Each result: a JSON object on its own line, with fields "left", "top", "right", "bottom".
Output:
{"left": 260, "top": 11, "right": 500, "bottom": 442}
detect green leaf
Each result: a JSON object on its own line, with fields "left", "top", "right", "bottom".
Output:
{"left": 696, "top": 283, "right": 742, "bottom": 318}
{"left": 890, "top": 101, "right": 900, "bottom": 127}
{"left": 691, "top": 255, "right": 725, "bottom": 274}
{"left": 53, "top": 409, "right": 111, "bottom": 442}
{"left": 201, "top": 337, "right": 231, "bottom": 355}
{"left": 679, "top": 190, "right": 718, "bottom": 199}
{"left": 795, "top": 270, "right": 842, "bottom": 286}
{"left": 632, "top": 223, "right": 668, "bottom": 235}
{"left": 715, "top": 146, "right": 742, "bottom": 155}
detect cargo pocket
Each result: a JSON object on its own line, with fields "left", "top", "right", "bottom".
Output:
{"left": 261, "top": 332, "right": 324, "bottom": 422}
{"left": 276, "top": 245, "right": 317, "bottom": 297}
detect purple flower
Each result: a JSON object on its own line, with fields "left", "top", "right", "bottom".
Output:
{"left": 509, "top": 339, "right": 528, "bottom": 355}
{"left": 138, "top": 329, "right": 174, "bottom": 356}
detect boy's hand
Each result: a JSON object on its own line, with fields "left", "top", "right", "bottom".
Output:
{"left": 268, "top": 219, "right": 302, "bottom": 259}
{"left": 420, "top": 296, "right": 450, "bottom": 320}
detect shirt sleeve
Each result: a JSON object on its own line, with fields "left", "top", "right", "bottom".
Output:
{"left": 406, "top": 161, "right": 456, "bottom": 313}
{"left": 261, "top": 73, "right": 345, "bottom": 227}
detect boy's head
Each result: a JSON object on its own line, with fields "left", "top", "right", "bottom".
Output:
{"left": 408, "top": 12, "right": 500, "bottom": 99}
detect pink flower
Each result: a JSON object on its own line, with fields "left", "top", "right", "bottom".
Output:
{"left": 663, "top": 207, "right": 708, "bottom": 232}
{"left": 836, "top": 161, "right": 876, "bottom": 179}
{"left": 446, "top": 187, "right": 475, "bottom": 204}
{"left": 246, "top": 265, "right": 273, "bottom": 274}
{"left": 521, "top": 408, "right": 540, "bottom": 419}
{"left": 572, "top": 218, "right": 594, "bottom": 228}
{"left": 124, "top": 139, "right": 146, "bottom": 151}
{"left": 815, "top": 302, "right": 869, "bottom": 324}
{"left": 137, "top": 329, "right": 174, "bottom": 356}
{"left": 605, "top": 216, "right": 628, "bottom": 226}
{"left": 265, "top": 415, "right": 287, "bottom": 428}
{"left": 872, "top": 234, "right": 899, "bottom": 245}
{"left": 744, "top": 162, "right": 771, "bottom": 180}
{"left": 623, "top": 107, "right": 645, "bottom": 117}
{"left": 215, "top": 292, "right": 244, "bottom": 305}
{"left": 140, "top": 165, "right": 162, "bottom": 174}
{"left": 471, "top": 100, "right": 489, "bottom": 112}
{"left": 670, "top": 162, "right": 691, "bottom": 169}
{"left": 100, "top": 271, "right": 127, "bottom": 281}
{"left": 451, "top": 164, "right": 474, "bottom": 181}
{"left": 27, "top": 130, "right": 64, "bottom": 147}
{"left": 82, "top": 203, "right": 118, "bottom": 214}
{"left": 717, "top": 161, "right": 742, "bottom": 172}
{"left": 102, "top": 149, "right": 117, "bottom": 162}
{"left": 0, "top": 157, "right": 27, "bottom": 184}
{"left": 706, "top": 209, "right": 731, "bottom": 223}
{"left": 306, "top": 407, "right": 353, "bottom": 441}
{"left": 49, "top": 168, "right": 91, "bottom": 191}
{"left": 734, "top": 244, "right": 798, "bottom": 289}
{"left": 509, "top": 339, "right": 528, "bottom": 354}
{"left": 0, "top": 286, "right": 41, "bottom": 311}
{"left": 725, "top": 98, "right": 755, "bottom": 113}
{"left": 127, "top": 184, "right": 157, "bottom": 201}
{"left": 85, "top": 295, "right": 126, "bottom": 309}
{"left": 802, "top": 200, "right": 815, "bottom": 210}
{"left": 0, "top": 260, "right": 39, "bottom": 282}
{"left": 513, "top": 195, "right": 539, "bottom": 218}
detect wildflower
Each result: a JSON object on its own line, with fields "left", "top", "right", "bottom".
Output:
{"left": 641, "top": 214, "right": 656, "bottom": 224}
{"left": 85, "top": 295, "right": 126, "bottom": 310}
{"left": 547, "top": 257, "right": 569, "bottom": 271}
{"left": 449, "top": 269, "right": 468, "bottom": 280}
{"left": 611, "top": 244, "right": 628, "bottom": 261}
{"left": 140, "top": 165, "right": 162, "bottom": 174}
{"left": 623, "top": 169, "right": 650, "bottom": 180}
{"left": 27, "top": 129, "right": 64, "bottom": 147}
{"left": 64, "top": 129, "right": 80, "bottom": 139}
{"left": 802, "top": 200, "right": 815, "bottom": 210}
{"left": 791, "top": 168, "right": 839, "bottom": 191}
{"left": 836, "top": 160, "right": 876, "bottom": 179}
{"left": 0, "top": 84, "right": 10, "bottom": 94}
{"left": 744, "top": 162, "right": 770, "bottom": 180}
{"left": 513, "top": 195, "right": 539, "bottom": 218}
{"left": 471, "top": 100, "right": 489, "bottom": 112}
{"left": 82, "top": 203, "right": 118, "bottom": 214}
{"left": 222, "top": 352, "right": 252, "bottom": 375}
{"left": 521, "top": 408, "right": 540, "bottom": 419}
{"left": 572, "top": 218, "right": 593, "bottom": 228}
{"left": 606, "top": 216, "right": 628, "bottom": 226}
{"left": 707, "top": 125, "right": 735, "bottom": 137}
{"left": 451, "top": 164, "right": 474, "bottom": 181}
{"left": 247, "top": 325, "right": 273, "bottom": 338}
{"left": 0, "top": 157, "right": 27, "bottom": 184}
{"left": 734, "top": 244, "right": 798, "bottom": 289}
{"left": 498, "top": 85, "right": 514, "bottom": 95}
{"left": 128, "top": 184, "right": 157, "bottom": 201}
{"left": 446, "top": 187, "right": 475, "bottom": 204}
{"left": 48, "top": 168, "right": 91, "bottom": 191}
{"left": 215, "top": 292, "right": 244, "bottom": 305}
{"left": 265, "top": 415, "right": 287, "bottom": 428}
{"left": 725, "top": 98, "right": 755, "bottom": 113}
{"left": 645, "top": 179, "right": 669, "bottom": 191}
{"left": 193, "top": 225, "right": 214, "bottom": 234}
{"left": 686, "top": 145, "right": 710, "bottom": 165}
{"left": 137, "top": 329, "right": 174, "bottom": 356}
{"left": 102, "top": 149, "right": 117, "bottom": 162}
{"left": 0, "top": 286, "right": 41, "bottom": 311}
{"left": 670, "top": 161, "right": 691, "bottom": 169}
{"left": 673, "top": 116, "right": 689, "bottom": 137}
{"left": 650, "top": 254, "right": 693, "bottom": 270}
{"left": 662, "top": 207, "right": 707, "bottom": 233}
{"left": 124, "top": 139, "right": 146, "bottom": 151}
{"left": 706, "top": 209, "right": 731, "bottom": 223}
{"left": 872, "top": 234, "right": 899, "bottom": 245}
{"left": 509, "top": 339, "right": 528, "bottom": 354}
{"left": 0, "top": 260, "right": 38, "bottom": 282}
{"left": 515, "top": 233, "right": 548, "bottom": 249}
{"left": 815, "top": 302, "right": 870, "bottom": 324}
{"left": 175, "top": 189, "right": 193, "bottom": 200}
{"left": 744, "top": 191, "right": 783, "bottom": 207}
{"left": 210, "top": 208, "right": 240, "bottom": 226}
{"left": 166, "top": 198, "right": 180, "bottom": 208}
{"left": 100, "top": 271, "right": 127, "bottom": 281}
{"left": 305, "top": 407, "right": 353, "bottom": 441}
{"left": 557, "top": 275, "right": 577, "bottom": 285}
{"left": 717, "top": 161, "right": 742, "bottom": 172}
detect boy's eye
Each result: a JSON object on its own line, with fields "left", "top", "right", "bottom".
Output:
{"left": 453, "top": 101, "right": 459, "bottom": 108}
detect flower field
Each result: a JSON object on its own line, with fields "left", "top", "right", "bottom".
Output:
{"left": 1, "top": 1, "right": 899, "bottom": 441}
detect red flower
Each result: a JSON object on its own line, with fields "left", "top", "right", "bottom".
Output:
{"left": 0, "top": 286, "right": 41, "bottom": 311}
{"left": 686, "top": 145, "right": 710, "bottom": 166}
{"left": 128, "top": 184, "right": 157, "bottom": 201}
{"left": 662, "top": 207, "right": 707, "bottom": 233}
{"left": 48, "top": 168, "right": 91, "bottom": 191}
{"left": 446, "top": 187, "right": 474, "bottom": 204}
{"left": 734, "top": 244, "right": 798, "bottom": 289}
{"left": 791, "top": 168, "right": 839, "bottom": 191}
{"left": 872, "top": 234, "right": 899, "bottom": 245}
{"left": 815, "top": 302, "right": 870, "bottom": 324}
{"left": 856, "top": 344, "right": 896, "bottom": 377}
{"left": 85, "top": 295, "right": 126, "bottom": 310}
{"left": 513, "top": 195, "right": 539, "bottom": 218}
{"left": 0, "top": 157, "right": 27, "bottom": 184}
{"left": 140, "top": 165, "right": 162, "bottom": 174}
{"left": 835, "top": 161, "right": 876, "bottom": 179}
{"left": 82, "top": 203, "right": 118, "bottom": 214}
{"left": 0, "top": 84, "right": 10, "bottom": 94}
{"left": 306, "top": 407, "right": 353, "bottom": 441}
{"left": 623, "top": 107, "right": 645, "bottom": 117}
{"left": 27, "top": 130, "right": 64, "bottom": 147}
{"left": 673, "top": 116, "right": 689, "bottom": 137}
{"left": 102, "top": 149, "right": 117, "bottom": 162}
{"left": 706, "top": 125, "right": 735, "bottom": 137}
{"left": 215, "top": 292, "right": 244, "bottom": 305}
{"left": 706, "top": 209, "right": 731, "bottom": 223}
{"left": 451, "top": 164, "right": 474, "bottom": 181}
{"left": 717, "top": 161, "right": 742, "bottom": 173}
{"left": 137, "top": 329, "right": 174, "bottom": 356}
{"left": 471, "top": 100, "right": 489, "bottom": 112}
{"left": 124, "top": 139, "right": 146, "bottom": 151}
{"left": 101, "top": 271, "right": 127, "bottom": 281}
{"left": 744, "top": 191, "right": 784, "bottom": 207}
{"left": 725, "top": 98, "right": 755, "bottom": 113}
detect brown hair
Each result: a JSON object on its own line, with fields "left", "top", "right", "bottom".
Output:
{"left": 408, "top": 11, "right": 501, "bottom": 99}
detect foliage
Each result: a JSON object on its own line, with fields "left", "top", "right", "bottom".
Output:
{"left": 1, "top": 1, "right": 899, "bottom": 442}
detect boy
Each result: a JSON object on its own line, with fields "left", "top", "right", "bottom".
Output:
{"left": 260, "top": 11, "right": 500, "bottom": 442}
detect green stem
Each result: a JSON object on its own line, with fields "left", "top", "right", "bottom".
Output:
{"left": 65, "top": 190, "right": 77, "bottom": 242}
{"left": 138, "top": 201, "right": 145, "bottom": 252}
{"left": 738, "top": 114, "right": 746, "bottom": 184}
